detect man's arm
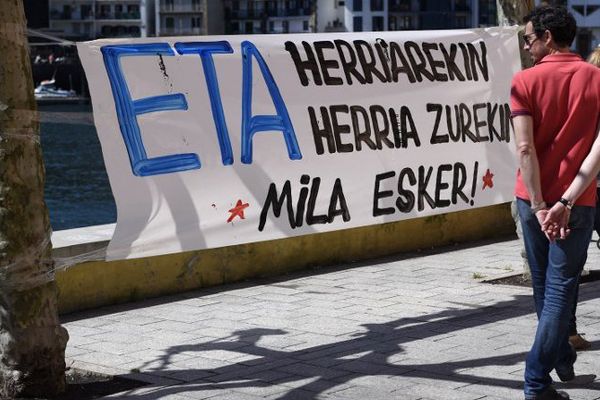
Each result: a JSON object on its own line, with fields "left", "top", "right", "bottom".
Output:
{"left": 545, "top": 122, "right": 600, "bottom": 235}
{"left": 513, "top": 115, "right": 544, "bottom": 207}
{"left": 512, "top": 115, "right": 557, "bottom": 238}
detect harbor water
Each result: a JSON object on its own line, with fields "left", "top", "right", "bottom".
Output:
{"left": 39, "top": 103, "right": 116, "bottom": 231}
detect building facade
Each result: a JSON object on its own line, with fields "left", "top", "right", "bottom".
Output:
{"left": 567, "top": 0, "right": 600, "bottom": 56}
{"left": 317, "top": 0, "right": 386, "bottom": 32}
{"left": 318, "top": 0, "right": 497, "bottom": 33}
{"left": 533, "top": 0, "right": 599, "bottom": 57}
{"left": 224, "top": 0, "right": 315, "bottom": 35}
{"left": 48, "top": 0, "right": 155, "bottom": 39}
{"left": 155, "top": 0, "right": 224, "bottom": 36}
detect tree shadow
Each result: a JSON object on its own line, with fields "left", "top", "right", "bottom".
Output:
{"left": 102, "top": 291, "right": 600, "bottom": 399}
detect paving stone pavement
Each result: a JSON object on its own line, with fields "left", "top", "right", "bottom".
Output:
{"left": 62, "top": 233, "right": 600, "bottom": 400}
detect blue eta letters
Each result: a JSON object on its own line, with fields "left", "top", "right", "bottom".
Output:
{"left": 101, "top": 41, "right": 302, "bottom": 177}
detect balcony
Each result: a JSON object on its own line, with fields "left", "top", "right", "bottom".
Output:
{"left": 160, "top": 5, "right": 203, "bottom": 13}
{"left": 389, "top": 4, "right": 411, "bottom": 12}
{"left": 161, "top": 27, "right": 203, "bottom": 35}
{"left": 325, "top": 20, "right": 347, "bottom": 32}
{"left": 228, "top": 9, "right": 260, "bottom": 18}
{"left": 266, "top": 8, "right": 312, "bottom": 17}
{"left": 50, "top": 9, "right": 95, "bottom": 20}
{"left": 98, "top": 24, "right": 141, "bottom": 37}
{"left": 228, "top": 7, "right": 311, "bottom": 19}
{"left": 95, "top": 12, "right": 141, "bottom": 20}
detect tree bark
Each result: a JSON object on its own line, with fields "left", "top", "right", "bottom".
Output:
{"left": 496, "top": 0, "right": 536, "bottom": 26}
{"left": 0, "top": 0, "right": 68, "bottom": 397}
{"left": 497, "top": 0, "right": 535, "bottom": 69}
{"left": 497, "top": 0, "right": 535, "bottom": 278}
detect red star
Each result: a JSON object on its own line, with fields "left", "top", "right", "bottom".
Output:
{"left": 227, "top": 199, "right": 249, "bottom": 223}
{"left": 482, "top": 169, "right": 494, "bottom": 190}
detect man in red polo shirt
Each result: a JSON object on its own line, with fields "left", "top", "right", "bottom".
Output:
{"left": 511, "top": 6, "right": 600, "bottom": 400}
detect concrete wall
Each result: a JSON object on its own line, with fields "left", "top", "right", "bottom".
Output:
{"left": 317, "top": 0, "right": 347, "bottom": 32}
{"left": 54, "top": 203, "right": 515, "bottom": 314}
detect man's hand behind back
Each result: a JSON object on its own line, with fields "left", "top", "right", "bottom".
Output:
{"left": 540, "top": 204, "right": 571, "bottom": 241}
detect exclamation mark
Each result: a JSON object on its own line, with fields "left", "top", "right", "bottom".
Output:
{"left": 470, "top": 161, "right": 479, "bottom": 206}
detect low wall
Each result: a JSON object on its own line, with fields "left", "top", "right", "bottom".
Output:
{"left": 54, "top": 203, "right": 515, "bottom": 314}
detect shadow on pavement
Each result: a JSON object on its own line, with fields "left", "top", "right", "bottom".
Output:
{"left": 103, "top": 292, "right": 600, "bottom": 399}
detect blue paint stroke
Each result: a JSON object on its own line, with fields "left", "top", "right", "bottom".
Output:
{"left": 102, "top": 43, "right": 200, "bottom": 176}
{"left": 175, "top": 41, "right": 234, "bottom": 166}
{"left": 240, "top": 41, "right": 302, "bottom": 164}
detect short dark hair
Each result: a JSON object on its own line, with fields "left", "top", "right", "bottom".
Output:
{"left": 524, "top": 6, "right": 577, "bottom": 47}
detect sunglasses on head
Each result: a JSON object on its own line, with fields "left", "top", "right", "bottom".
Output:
{"left": 522, "top": 32, "right": 539, "bottom": 46}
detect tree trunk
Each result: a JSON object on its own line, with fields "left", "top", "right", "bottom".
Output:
{"left": 497, "top": 0, "right": 535, "bottom": 278}
{"left": 496, "top": 0, "right": 536, "bottom": 26}
{"left": 0, "top": 0, "right": 69, "bottom": 397}
{"left": 497, "top": 0, "right": 535, "bottom": 69}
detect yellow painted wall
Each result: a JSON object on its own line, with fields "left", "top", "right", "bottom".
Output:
{"left": 56, "top": 203, "right": 515, "bottom": 314}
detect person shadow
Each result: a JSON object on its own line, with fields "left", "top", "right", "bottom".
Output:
{"left": 114, "top": 293, "right": 600, "bottom": 399}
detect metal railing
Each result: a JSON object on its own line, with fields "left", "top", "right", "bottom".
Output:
{"left": 160, "top": 27, "right": 203, "bottom": 35}
{"left": 160, "top": 4, "right": 203, "bottom": 12}
{"left": 229, "top": 7, "right": 311, "bottom": 19}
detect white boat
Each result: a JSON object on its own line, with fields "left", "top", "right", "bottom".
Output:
{"left": 34, "top": 79, "right": 77, "bottom": 99}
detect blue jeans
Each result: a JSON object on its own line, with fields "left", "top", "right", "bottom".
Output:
{"left": 517, "top": 198, "right": 595, "bottom": 398}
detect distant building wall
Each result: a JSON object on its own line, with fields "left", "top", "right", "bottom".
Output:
{"left": 224, "top": 0, "right": 313, "bottom": 34}
{"left": 316, "top": 0, "right": 346, "bottom": 32}
{"left": 533, "top": 0, "right": 600, "bottom": 59}
{"left": 569, "top": 1, "right": 600, "bottom": 56}
{"left": 316, "top": 0, "right": 497, "bottom": 33}
{"left": 156, "top": 0, "right": 223, "bottom": 36}
{"left": 48, "top": 0, "right": 154, "bottom": 39}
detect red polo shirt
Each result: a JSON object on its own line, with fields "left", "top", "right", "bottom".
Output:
{"left": 511, "top": 53, "right": 600, "bottom": 206}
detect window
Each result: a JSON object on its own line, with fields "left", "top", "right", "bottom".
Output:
{"left": 81, "top": 4, "right": 92, "bottom": 19}
{"left": 572, "top": 5, "right": 584, "bottom": 15}
{"left": 191, "top": 16, "right": 201, "bottom": 29}
{"left": 165, "top": 0, "right": 174, "bottom": 11}
{"left": 303, "top": 20, "right": 309, "bottom": 31}
{"left": 99, "top": 5, "right": 110, "bottom": 19}
{"left": 401, "top": 15, "right": 412, "bottom": 29}
{"left": 454, "top": 0, "right": 469, "bottom": 12}
{"left": 353, "top": 0, "right": 362, "bottom": 11}
{"left": 165, "top": 17, "right": 174, "bottom": 29}
{"left": 389, "top": 0, "right": 411, "bottom": 12}
{"left": 390, "top": 15, "right": 411, "bottom": 30}
{"left": 353, "top": 16, "right": 363, "bottom": 31}
{"left": 282, "top": 20, "right": 289, "bottom": 32}
{"left": 478, "top": 0, "right": 496, "bottom": 26}
{"left": 455, "top": 15, "right": 467, "bottom": 28}
{"left": 127, "top": 4, "right": 140, "bottom": 18}
{"left": 371, "top": 0, "right": 383, "bottom": 11}
{"left": 245, "top": 21, "right": 253, "bottom": 33}
{"left": 192, "top": 0, "right": 201, "bottom": 11}
{"left": 372, "top": 16, "right": 384, "bottom": 31}
{"left": 269, "top": 21, "right": 274, "bottom": 32}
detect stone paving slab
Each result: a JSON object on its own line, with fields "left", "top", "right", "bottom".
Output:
{"left": 62, "top": 234, "right": 600, "bottom": 399}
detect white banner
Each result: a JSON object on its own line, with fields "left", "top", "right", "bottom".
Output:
{"left": 78, "top": 27, "right": 520, "bottom": 260}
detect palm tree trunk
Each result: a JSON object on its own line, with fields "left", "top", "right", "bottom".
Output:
{"left": 497, "top": 0, "right": 536, "bottom": 26}
{"left": 0, "top": 0, "right": 68, "bottom": 397}
{"left": 497, "top": 0, "right": 535, "bottom": 69}
{"left": 497, "top": 0, "right": 535, "bottom": 278}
